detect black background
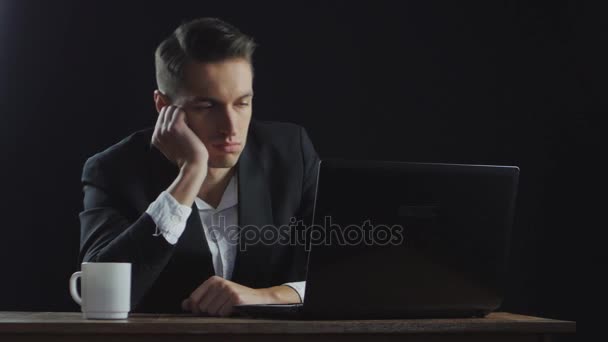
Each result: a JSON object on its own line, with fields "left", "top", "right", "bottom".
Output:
{"left": 2, "top": 0, "right": 600, "bottom": 323}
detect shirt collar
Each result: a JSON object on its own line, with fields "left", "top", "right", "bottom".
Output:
{"left": 194, "top": 173, "right": 239, "bottom": 212}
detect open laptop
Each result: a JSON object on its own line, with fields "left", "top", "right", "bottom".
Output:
{"left": 234, "top": 159, "right": 519, "bottom": 319}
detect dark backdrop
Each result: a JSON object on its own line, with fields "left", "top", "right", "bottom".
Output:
{"left": 2, "top": 0, "right": 600, "bottom": 323}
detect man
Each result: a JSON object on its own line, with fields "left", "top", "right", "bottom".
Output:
{"left": 78, "top": 17, "right": 319, "bottom": 316}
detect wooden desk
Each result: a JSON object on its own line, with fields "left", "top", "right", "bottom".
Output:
{"left": 0, "top": 311, "right": 575, "bottom": 342}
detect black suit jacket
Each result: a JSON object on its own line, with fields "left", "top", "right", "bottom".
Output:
{"left": 78, "top": 120, "right": 320, "bottom": 313}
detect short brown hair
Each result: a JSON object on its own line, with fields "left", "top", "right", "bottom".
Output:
{"left": 154, "top": 17, "right": 257, "bottom": 98}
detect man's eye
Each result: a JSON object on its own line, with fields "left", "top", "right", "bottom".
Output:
{"left": 237, "top": 102, "right": 250, "bottom": 107}
{"left": 192, "top": 103, "right": 213, "bottom": 110}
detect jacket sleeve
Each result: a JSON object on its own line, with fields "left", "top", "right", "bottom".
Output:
{"left": 78, "top": 156, "right": 177, "bottom": 310}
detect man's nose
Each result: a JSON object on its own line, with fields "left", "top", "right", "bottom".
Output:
{"left": 218, "top": 108, "right": 237, "bottom": 137}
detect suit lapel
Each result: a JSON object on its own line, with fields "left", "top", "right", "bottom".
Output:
{"left": 232, "top": 137, "right": 276, "bottom": 286}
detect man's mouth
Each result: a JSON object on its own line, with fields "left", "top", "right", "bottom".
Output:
{"left": 211, "top": 142, "right": 241, "bottom": 153}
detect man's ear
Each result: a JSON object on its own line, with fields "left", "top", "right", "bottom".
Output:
{"left": 153, "top": 90, "right": 170, "bottom": 113}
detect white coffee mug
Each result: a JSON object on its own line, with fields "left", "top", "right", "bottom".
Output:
{"left": 69, "top": 262, "right": 132, "bottom": 319}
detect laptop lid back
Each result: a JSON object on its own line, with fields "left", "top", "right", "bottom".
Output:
{"left": 303, "top": 159, "right": 519, "bottom": 319}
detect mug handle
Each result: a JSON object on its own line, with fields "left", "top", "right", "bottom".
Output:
{"left": 69, "top": 271, "right": 82, "bottom": 306}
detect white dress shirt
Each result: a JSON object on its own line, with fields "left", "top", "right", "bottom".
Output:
{"left": 145, "top": 174, "right": 306, "bottom": 302}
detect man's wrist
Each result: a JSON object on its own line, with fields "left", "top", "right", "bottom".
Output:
{"left": 180, "top": 161, "right": 207, "bottom": 181}
{"left": 167, "top": 161, "right": 207, "bottom": 207}
{"left": 262, "top": 285, "right": 302, "bottom": 304}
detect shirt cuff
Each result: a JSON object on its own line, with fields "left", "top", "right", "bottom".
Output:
{"left": 145, "top": 191, "right": 192, "bottom": 245}
{"left": 282, "top": 281, "right": 306, "bottom": 303}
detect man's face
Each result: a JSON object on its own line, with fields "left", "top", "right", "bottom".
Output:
{"left": 171, "top": 58, "right": 253, "bottom": 168}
